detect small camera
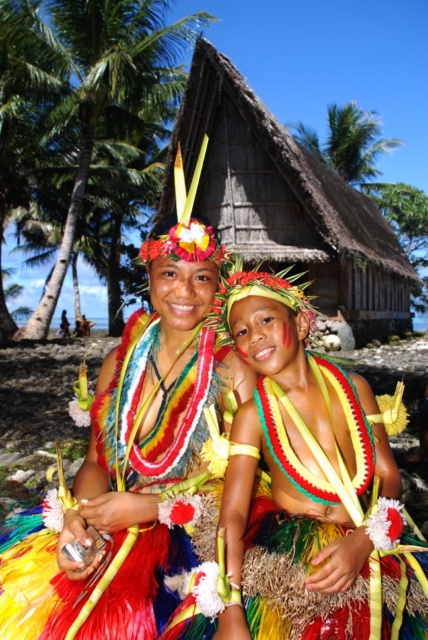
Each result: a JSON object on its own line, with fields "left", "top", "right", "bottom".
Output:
{"left": 61, "top": 525, "right": 106, "bottom": 567}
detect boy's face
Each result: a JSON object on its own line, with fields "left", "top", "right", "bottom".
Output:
{"left": 148, "top": 257, "right": 219, "bottom": 333}
{"left": 229, "top": 295, "right": 308, "bottom": 375}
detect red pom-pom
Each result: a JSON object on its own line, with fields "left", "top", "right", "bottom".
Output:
{"left": 170, "top": 500, "right": 196, "bottom": 525}
{"left": 387, "top": 508, "right": 404, "bottom": 540}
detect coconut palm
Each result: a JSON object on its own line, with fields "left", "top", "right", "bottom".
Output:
{"left": 0, "top": 1, "right": 68, "bottom": 338}
{"left": 13, "top": 0, "right": 214, "bottom": 340}
{"left": 0, "top": 269, "right": 32, "bottom": 338}
{"left": 293, "top": 102, "right": 402, "bottom": 186}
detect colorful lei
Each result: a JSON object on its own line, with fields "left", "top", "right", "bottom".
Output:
{"left": 255, "top": 357, "right": 375, "bottom": 505}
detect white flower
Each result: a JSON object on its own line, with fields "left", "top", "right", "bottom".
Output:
{"left": 42, "top": 488, "right": 64, "bottom": 532}
{"left": 179, "top": 222, "right": 207, "bottom": 244}
{"left": 192, "top": 562, "right": 226, "bottom": 619}
{"left": 366, "top": 497, "right": 406, "bottom": 550}
{"left": 68, "top": 399, "right": 92, "bottom": 427}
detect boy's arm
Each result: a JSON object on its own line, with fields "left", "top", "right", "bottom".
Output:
{"left": 214, "top": 400, "right": 261, "bottom": 639}
{"left": 306, "top": 373, "right": 402, "bottom": 594}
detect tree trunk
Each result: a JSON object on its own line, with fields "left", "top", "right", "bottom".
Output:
{"left": 71, "top": 251, "right": 81, "bottom": 322}
{"left": 13, "top": 123, "right": 95, "bottom": 341}
{"left": 0, "top": 214, "right": 19, "bottom": 339}
{"left": 107, "top": 212, "right": 125, "bottom": 337}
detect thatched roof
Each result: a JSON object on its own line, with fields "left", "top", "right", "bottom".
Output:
{"left": 155, "top": 38, "right": 417, "bottom": 282}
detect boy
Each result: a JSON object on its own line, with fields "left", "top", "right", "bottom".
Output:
{"left": 206, "top": 269, "right": 427, "bottom": 639}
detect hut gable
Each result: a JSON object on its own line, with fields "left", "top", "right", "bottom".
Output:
{"left": 156, "top": 38, "right": 416, "bottom": 283}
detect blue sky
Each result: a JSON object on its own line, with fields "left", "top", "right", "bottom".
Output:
{"left": 5, "top": 0, "right": 428, "bottom": 325}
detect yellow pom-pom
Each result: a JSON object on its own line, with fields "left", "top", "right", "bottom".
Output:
{"left": 375, "top": 394, "right": 409, "bottom": 435}
{"left": 200, "top": 438, "right": 229, "bottom": 478}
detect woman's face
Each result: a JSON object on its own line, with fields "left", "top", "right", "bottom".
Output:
{"left": 148, "top": 257, "right": 219, "bottom": 332}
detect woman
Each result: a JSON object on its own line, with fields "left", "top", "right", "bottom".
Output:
{"left": 0, "top": 144, "right": 256, "bottom": 639}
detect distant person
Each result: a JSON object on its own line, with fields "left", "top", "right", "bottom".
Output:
{"left": 73, "top": 320, "right": 84, "bottom": 338}
{"left": 79, "top": 315, "right": 96, "bottom": 337}
{"left": 60, "top": 310, "right": 71, "bottom": 338}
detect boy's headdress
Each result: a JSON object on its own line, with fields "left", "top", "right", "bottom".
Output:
{"left": 140, "top": 135, "right": 229, "bottom": 265}
{"left": 206, "top": 260, "right": 318, "bottom": 346}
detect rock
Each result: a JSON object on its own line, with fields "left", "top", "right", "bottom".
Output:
{"left": 322, "top": 334, "right": 341, "bottom": 351}
{"left": 7, "top": 469, "right": 35, "bottom": 483}
{"left": 326, "top": 320, "right": 355, "bottom": 351}
{"left": 0, "top": 452, "right": 22, "bottom": 466}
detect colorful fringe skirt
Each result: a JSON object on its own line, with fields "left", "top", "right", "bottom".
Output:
{"left": 163, "top": 496, "right": 428, "bottom": 640}
{"left": 0, "top": 504, "right": 199, "bottom": 640}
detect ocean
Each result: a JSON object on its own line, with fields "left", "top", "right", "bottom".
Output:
{"left": 49, "top": 315, "right": 428, "bottom": 332}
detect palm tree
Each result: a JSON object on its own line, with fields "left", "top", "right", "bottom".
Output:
{"left": 0, "top": 0, "right": 68, "bottom": 338}
{"left": 13, "top": 0, "right": 214, "bottom": 340}
{"left": 0, "top": 269, "right": 32, "bottom": 338}
{"left": 293, "top": 102, "right": 402, "bottom": 186}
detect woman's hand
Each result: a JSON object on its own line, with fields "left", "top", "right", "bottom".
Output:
{"left": 305, "top": 526, "right": 373, "bottom": 594}
{"left": 213, "top": 605, "right": 251, "bottom": 640}
{"left": 56, "top": 509, "right": 105, "bottom": 581}
{"left": 77, "top": 491, "right": 158, "bottom": 533}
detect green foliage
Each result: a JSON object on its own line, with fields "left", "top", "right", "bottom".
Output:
{"left": 293, "top": 102, "right": 402, "bottom": 186}
{"left": 363, "top": 182, "right": 428, "bottom": 312}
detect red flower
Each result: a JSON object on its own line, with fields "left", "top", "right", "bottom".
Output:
{"left": 170, "top": 500, "right": 196, "bottom": 525}
{"left": 387, "top": 507, "right": 404, "bottom": 540}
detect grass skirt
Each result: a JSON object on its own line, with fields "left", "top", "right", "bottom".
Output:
{"left": 164, "top": 496, "right": 428, "bottom": 640}
{"left": 0, "top": 505, "right": 199, "bottom": 640}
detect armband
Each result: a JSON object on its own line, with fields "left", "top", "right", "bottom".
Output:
{"left": 365, "top": 497, "right": 407, "bottom": 550}
{"left": 229, "top": 441, "right": 260, "bottom": 460}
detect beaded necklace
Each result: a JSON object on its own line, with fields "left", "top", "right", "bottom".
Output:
{"left": 255, "top": 356, "right": 375, "bottom": 505}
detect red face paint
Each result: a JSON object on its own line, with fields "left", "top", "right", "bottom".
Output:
{"left": 282, "top": 321, "right": 292, "bottom": 349}
{"left": 236, "top": 346, "right": 249, "bottom": 361}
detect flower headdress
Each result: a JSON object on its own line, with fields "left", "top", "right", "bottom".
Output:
{"left": 206, "top": 259, "right": 318, "bottom": 346}
{"left": 140, "top": 135, "right": 229, "bottom": 265}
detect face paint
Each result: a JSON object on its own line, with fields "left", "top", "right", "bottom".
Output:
{"left": 282, "top": 321, "right": 292, "bottom": 349}
{"left": 236, "top": 346, "right": 249, "bottom": 361}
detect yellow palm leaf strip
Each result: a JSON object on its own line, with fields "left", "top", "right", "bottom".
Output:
{"left": 45, "top": 444, "right": 77, "bottom": 511}
{"left": 64, "top": 523, "right": 139, "bottom": 640}
{"left": 368, "top": 551, "right": 383, "bottom": 640}
{"left": 308, "top": 357, "right": 359, "bottom": 507}
{"left": 117, "top": 321, "right": 203, "bottom": 491}
{"left": 401, "top": 553, "right": 428, "bottom": 596}
{"left": 223, "top": 389, "right": 239, "bottom": 424}
{"left": 180, "top": 134, "right": 209, "bottom": 226}
{"left": 269, "top": 379, "right": 364, "bottom": 525}
{"left": 390, "top": 558, "right": 408, "bottom": 640}
{"left": 174, "top": 143, "right": 187, "bottom": 222}
{"left": 402, "top": 507, "right": 426, "bottom": 542}
{"left": 216, "top": 527, "right": 230, "bottom": 600}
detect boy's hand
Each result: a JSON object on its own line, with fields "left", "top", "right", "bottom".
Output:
{"left": 305, "top": 527, "right": 373, "bottom": 594}
{"left": 214, "top": 605, "right": 251, "bottom": 640}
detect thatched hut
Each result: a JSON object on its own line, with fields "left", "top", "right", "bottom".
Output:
{"left": 155, "top": 39, "right": 418, "bottom": 348}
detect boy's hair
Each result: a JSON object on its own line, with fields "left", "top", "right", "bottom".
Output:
{"left": 206, "top": 268, "right": 318, "bottom": 346}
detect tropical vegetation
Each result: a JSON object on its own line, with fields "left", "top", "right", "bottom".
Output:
{"left": 1, "top": 0, "right": 213, "bottom": 340}
{"left": 292, "top": 102, "right": 403, "bottom": 186}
